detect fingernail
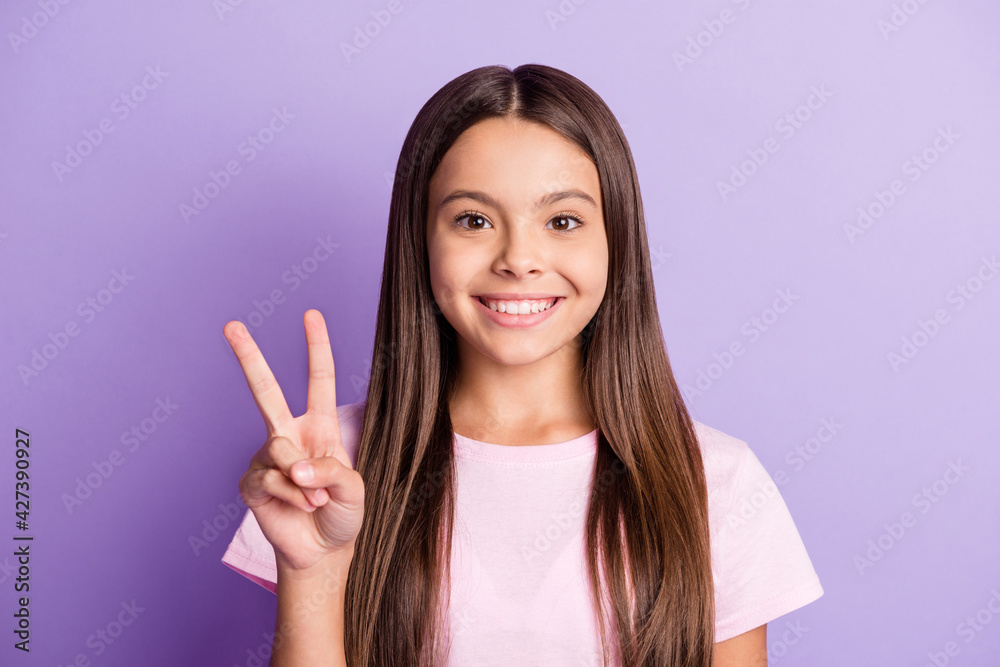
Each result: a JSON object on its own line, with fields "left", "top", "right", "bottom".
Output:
{"left": 295, "top": 462, "right": 314, "bottom": 483}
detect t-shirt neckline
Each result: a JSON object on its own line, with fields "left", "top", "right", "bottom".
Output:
{"left": 452, "top": 428, "right": 599, "bottom": 463}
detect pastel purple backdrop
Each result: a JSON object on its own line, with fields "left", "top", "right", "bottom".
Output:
{"left": 1, "top": 1, "right": 998, "bottom": 665}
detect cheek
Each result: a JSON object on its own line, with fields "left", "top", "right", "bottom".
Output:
{"left": 426, "top": 238, "right": 453, "bottom": 291}
{"left": 428, "top": 244, "right": 474, "bottom": 309}
{"left": 569, "top": 245, "right": 609, "bottom": 297}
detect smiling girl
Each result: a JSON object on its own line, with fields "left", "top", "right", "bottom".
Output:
{"left": 221, "top": 64, "right": 823, "bottom": 666}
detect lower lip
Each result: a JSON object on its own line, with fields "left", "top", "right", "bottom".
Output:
{"left": 474, "top": 296, "right": 563, "bottom": 329}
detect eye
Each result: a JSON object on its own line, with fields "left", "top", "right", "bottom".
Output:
{"left": 451, "top": 210, "right": 586, "bottom": 233}
{"left": 546, "top": 213, "right": 585, "bottom": 233}
{"left": 452, "top": 210, "right": 493, "bottom": 231}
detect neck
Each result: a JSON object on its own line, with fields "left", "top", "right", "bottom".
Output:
{"left": 447, "top": 336, "right": 594, "bottom": 446}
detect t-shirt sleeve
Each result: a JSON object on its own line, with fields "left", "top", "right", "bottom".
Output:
{"left": 712, "top": 441, "right": 824, "bottom": 642}
{"left": 220, "top": 401, "right": 365, "bottom": 595}
{"left": 221, "top": 507, "right": 278, "bottom": 594}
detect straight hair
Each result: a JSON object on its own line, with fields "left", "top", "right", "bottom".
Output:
{"left": 344, "top": 63, "right": 714, "bottom": 666}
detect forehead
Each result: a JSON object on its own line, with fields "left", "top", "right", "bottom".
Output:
{"left": 428, "top": 117, "right": 601, "bottom": 206}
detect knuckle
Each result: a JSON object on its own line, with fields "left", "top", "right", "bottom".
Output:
{"left": 237, "top": 472, "right": 251, "bottom": 501}
{"left": 257, "top": 467, "right": 277, "bottom": 490}
{"left": 266, "top": 435, "right": 296, "bottom": 462}
{"left": 250, "top": 373, "right": 278, "bottom": 395}
{"left": 314, "top": 455, "right": 344, "bottom": 484}
{"left": 239, "top": 468, "right": 264, "bottom": 503}
{"left": 310, "top": 456, "right": 335, "bottom": 481}
{"left": 308, "top": 366, "right": 335, "bottom": 380}
{"left": 249, "top": 448, "right": 268, "bottom": 468}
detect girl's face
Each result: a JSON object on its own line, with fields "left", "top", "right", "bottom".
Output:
{"left": 426, "top": 116, "right": 609, "bottom": 369}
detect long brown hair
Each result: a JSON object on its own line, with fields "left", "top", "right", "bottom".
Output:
{"left": 345, "top": 63, "right": 714, "bottom": 666}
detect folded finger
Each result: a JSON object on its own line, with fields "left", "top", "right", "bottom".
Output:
{"left": 251, "top": 436, "right": 325, "bottom": 505}
{"left": 289, "top": 456, "right": 363, "bottom": 506}
{"left": 241, "top": 466, "right": 316, "bottom": 514}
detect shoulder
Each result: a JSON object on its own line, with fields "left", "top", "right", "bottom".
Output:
{"left": 336, "top": 400, "right": 367, "bottom": 468}
{"left": 691, "top": 420, "right": 761, "bottom": 535}
{"left": 692, "top": 420, "right": 753, "bottom": 492}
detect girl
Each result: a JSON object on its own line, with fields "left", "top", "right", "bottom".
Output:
{"left": 221, "top": 63, "right": 823, "bottom": 666}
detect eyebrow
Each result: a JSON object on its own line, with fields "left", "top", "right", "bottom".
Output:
{"left": 436, "top": 188, "right": 599, "bottom": 213}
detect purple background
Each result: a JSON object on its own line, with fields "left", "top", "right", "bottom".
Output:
{"left": 2, "top": 0, "right": 998, "bottom": 665}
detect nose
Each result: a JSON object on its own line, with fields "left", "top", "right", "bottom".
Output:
{"left": 493, "top": 223, "right": 543, "bottom": 278}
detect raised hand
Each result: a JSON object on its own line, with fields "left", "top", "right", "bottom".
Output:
{"left": 223, "top": 309, "right": 365, "bottom": 572}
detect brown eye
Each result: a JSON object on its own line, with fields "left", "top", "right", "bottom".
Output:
{"left": 547, "top": 214, "right": 584, "bottom": 232}
{"left": 453, "top": 211, "right": 493, "bottom": 230}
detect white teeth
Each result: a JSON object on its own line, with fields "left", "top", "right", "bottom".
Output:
{"left": 481, "top": 297, "right": 557, "bottom": 314}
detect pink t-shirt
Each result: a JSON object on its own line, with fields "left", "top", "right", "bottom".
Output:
{"left": 222, "top": 401, "right": 823, "bottom": 663}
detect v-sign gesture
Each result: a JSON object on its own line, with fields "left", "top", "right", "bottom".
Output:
{"left": 223, "top": 309, "right": 365, "bottom": 572}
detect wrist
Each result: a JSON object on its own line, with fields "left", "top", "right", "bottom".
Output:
{"left": 275, "top": 546, "right": 355, "bottom": 582}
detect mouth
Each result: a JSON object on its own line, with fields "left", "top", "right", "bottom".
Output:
{"left": 475, "top": 296, "right": 561, "bottom": 314}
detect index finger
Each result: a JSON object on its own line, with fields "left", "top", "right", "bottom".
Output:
{"left": 304, "top": 309, "right": 339, "bottom": 417}
{"left": 223, "top": 320, "right": 295, "bottom": 434}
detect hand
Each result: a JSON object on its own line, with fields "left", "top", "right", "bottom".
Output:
{"left": 223, "top": 309, "right": 365, "bottom": 572}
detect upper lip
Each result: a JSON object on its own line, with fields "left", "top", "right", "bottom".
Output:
{"left": 475, "top": 293, "right": 561, "bottom": 300}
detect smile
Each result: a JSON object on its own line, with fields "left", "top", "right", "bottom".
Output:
{"left": 472, "top": 296, "right": 564, "bottom": 329}
{"left": 476, "top": 297, "right": 558, "bottom": 314}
